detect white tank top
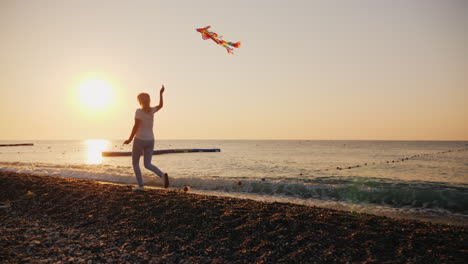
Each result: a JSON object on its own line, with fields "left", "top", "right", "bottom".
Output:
{"left": 134, "top": 107, "right": 158, "bottom": 140}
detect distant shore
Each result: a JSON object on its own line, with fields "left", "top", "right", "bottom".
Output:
{"left": 1, "top": 172, "right": 466, "bottom": 263}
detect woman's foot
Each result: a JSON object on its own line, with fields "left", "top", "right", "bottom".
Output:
{"left": 163, "top": 173, "right": 169, "bottom": 188}
{"left": 132, "top": 186, "right": 144, "bottom": 191}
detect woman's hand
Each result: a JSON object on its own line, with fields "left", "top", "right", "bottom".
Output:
{"left": 160, "top": 85, "right": 165, "bottom": 94}
{"left": 123, "top": 139, "right": 132, "bottom": 145}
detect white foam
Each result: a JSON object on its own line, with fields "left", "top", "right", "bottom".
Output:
{"left": 0, "top": 161, "right": 137, "bottom": 185}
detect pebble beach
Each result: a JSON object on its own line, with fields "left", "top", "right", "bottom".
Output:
{"left": 1, "top": 171, "right": 467, "bottom": 263}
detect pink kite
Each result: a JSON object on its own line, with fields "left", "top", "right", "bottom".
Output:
{"left": 196, "top": 26, "right": 241, "bottom": 54}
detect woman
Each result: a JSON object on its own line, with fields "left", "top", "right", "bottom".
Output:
{"left": 124, "top": 85, "right": 169, "bottom": 190}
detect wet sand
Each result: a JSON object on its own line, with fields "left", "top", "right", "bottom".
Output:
{"left": 1, "top": 171, "right": 466, "bottom": 263}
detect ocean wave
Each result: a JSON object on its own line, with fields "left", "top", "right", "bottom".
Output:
{"left": 170, "top": 176, "right": 468, "bottom": 215}
{"left": 1, "top": 161, "right": 467, "bottom": 216}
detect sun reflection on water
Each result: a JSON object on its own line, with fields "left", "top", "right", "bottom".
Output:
{"left": 85, "top": 139, "right": 110, "bottom": 164}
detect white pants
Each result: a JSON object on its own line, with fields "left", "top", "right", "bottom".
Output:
{"left": 132, "top": 138, "right": 163, "bottom": 186}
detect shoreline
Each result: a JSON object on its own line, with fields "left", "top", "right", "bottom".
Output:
{"left": 1, "top": 172, "right": 466, "bottom": 263}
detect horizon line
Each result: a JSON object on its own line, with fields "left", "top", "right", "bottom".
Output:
{"left": 1, "top": 139, "right": 467, "bottom": 142}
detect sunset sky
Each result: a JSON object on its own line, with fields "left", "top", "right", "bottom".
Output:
{"left": 1, "top": 0, "right": 467, "bottom": 140}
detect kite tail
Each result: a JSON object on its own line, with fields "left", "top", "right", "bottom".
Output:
{"left": 230, "top": 41, "right": 241, "bottom": 48}
{"left": 220, "top": 42, "right": 234, "bottom": 54}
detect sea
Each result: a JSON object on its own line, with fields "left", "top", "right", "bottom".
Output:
{"left": 1, "top": 140, "right": 467, "bottom": 225}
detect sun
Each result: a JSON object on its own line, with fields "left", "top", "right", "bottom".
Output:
{"left": 78, "top": 79, "right": 113, "bottom": 109}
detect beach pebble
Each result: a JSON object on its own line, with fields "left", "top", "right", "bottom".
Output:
{"left": 0, "top": 202, "right": 11, "bottom": 209}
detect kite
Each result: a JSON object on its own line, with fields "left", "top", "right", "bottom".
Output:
{"left": 196, "top": 26, "right": 241, "bottom": 54}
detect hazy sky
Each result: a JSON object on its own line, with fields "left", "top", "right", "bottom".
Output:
{"left": 1, "top": 0, "right": 467, "bottom": 140}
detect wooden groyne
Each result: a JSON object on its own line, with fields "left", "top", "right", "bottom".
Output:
{"left": 0, "top": 143, "right": 34, "bottom": 147}
{"left": 102, "top": 148, "right": 221, "bottom": 157}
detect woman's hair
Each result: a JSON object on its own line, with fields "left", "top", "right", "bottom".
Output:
{"left": 137, "top": 93, "right": 151, "bottom": 112}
